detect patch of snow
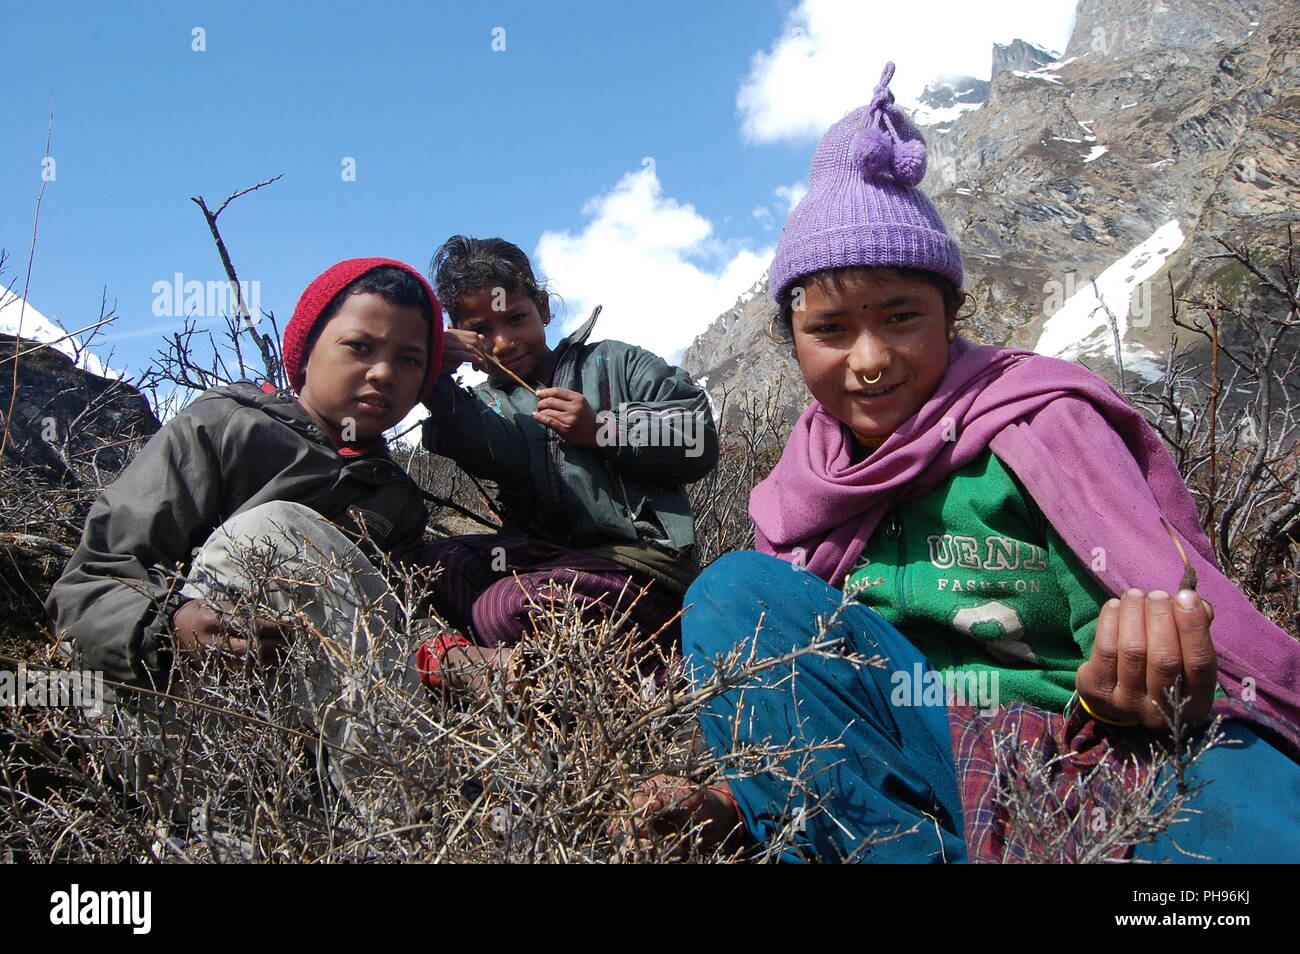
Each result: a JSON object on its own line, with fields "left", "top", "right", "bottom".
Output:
{"left": 1083, "top": 145, "right": 1109, "bottom": 163}
{"left": 1119, "top": 102, "right": 1139, "bottom": 110}
{"left": 1057, "top": 327, "right": 1167, "bottom": 383}
{"left": 1012, "top": 69, "right": 1063, "bottom": 85}
{"left": 1051, "top": 136, "right": 1084, "bottom": 143}
{"left": 913, "top": 101, "right": 982, "bottom": 126}
{"left": 954, "top": 188, "right": 973, "bottom": 195}
{"left": 1035, "top": 220, "right": 1186, "bottom": 378}
{"left": 0, "top": 289, "right": 118, "bottom": 379}
{"left": 1147, "top": 158, "right": 1175, "bottom": 168}
{"left": 1036, "top": 56, "right": 1077, "bottom": 72}
{"left": 1121, "top": 352, "right": 1168, "bottom": 383}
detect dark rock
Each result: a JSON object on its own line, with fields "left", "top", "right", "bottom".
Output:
{"left": 0, "top": 333, "right": 160, "bottom": 487}
{"left": 992, "top": 39, "right": 1059, "bottom": 77}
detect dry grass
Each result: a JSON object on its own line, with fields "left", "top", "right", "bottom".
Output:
{"left": 0, "top": 558, "right": 869, "bottom": 864}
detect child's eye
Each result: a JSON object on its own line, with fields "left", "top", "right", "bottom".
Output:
{"left": 509, "top": 313, "right": 527, "bottom": 324}
{"left": 346, "top": 341, "right": 371, "bottom": 354}
{"left": 810, "top": 322, "right": 843, "bottom": 334}
{"left": 399, "top": 355, "right": 423, "bottom": 368}
{"left": 887, "top": 312, "right": 920, "bottom": 323}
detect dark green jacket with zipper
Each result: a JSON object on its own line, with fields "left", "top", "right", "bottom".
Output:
{"left": 421, "top": 311, "right": 718, "bottom": 589}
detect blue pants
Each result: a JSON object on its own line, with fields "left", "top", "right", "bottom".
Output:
{"left": 682, "top": 551, "right": 966, "bottom": 863}
{"left": 682, "top": 551, "right": 1300, "bottom": 863}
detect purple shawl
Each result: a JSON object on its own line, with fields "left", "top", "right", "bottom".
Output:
{"left": 750, "top": 337, "right": 1300, "bottom": 727}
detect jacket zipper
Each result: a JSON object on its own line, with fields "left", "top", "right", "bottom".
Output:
{"left": 544, "top": 344, "right": 576, "bottom": 536}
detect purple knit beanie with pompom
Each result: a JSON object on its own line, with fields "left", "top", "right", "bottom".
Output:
{"left": 768, "top": 62, "right": 963, "bottom": 300}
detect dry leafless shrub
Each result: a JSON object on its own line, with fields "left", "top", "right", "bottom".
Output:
{"left": 688, "top": 374, "right": 794, "bottom": 567}
{"left": 1127, "top": 233, "right": 1300, "bottom": 634}
{"left": 991, "top": 688, "right": 1227, "bottom": 864}
{"left": 0, "top": 534, "right": 884, "bottom": 863}
{"left": 0, "top": 304, "right": 160, "bottom": 641}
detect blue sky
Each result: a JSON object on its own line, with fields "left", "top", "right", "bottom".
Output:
{"left": 1, "top": 0, "right": 1076, "bottom": 378}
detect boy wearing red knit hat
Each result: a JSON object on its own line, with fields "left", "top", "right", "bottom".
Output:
{"left": 47, "top": 258, "right": 444, "bottom": 813}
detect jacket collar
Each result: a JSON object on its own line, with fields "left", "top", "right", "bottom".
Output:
{"left": 559, "top": 305, "right": 602, "bottom": 351}
{"left": 220, "top": 381, "right": 391, "bottom": 458}
{"left": 548, "top": 306, "right": 600, "bottom": 378}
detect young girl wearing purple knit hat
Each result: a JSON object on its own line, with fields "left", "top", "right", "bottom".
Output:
{"left": 624, "top": 63, "right": 1300, "bottom": 862}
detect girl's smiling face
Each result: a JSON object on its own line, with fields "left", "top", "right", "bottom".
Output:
{"left": 791, "top": 268, "right": 958, "bottom": 439}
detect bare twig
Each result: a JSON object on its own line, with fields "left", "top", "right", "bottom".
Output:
{"left": 2, "top": 96, "right": 55, "bottom": 457}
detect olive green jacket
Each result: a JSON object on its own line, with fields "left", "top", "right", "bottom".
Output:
{"left": 46, "top": 382, "right": 428, "bottom": 684}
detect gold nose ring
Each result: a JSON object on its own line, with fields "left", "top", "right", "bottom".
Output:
{"left": 858, "top": 371, "right": 883, "bottom": 386}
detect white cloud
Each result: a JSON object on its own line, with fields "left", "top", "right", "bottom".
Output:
{"left": 535, "top": 166, "right": 770, "bottom": 361}
{"left": 737, "top": 0, "right": 1076, "bottom": 144}
{"left": 752, "top": 182, "right": 808, "bottom": 235}
{"left": 774, "top": 181, "right": 808, "bottom": 213}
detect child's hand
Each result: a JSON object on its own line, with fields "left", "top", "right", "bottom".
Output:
{"left": 1075, "top": 588, "right": 1217, "bottom": 732}
{"left": 441, "top": 328, "right": 486, "bottom": 375}
{"left": 440, "top": 644, "right": 517, "bottom": 701}
{"left": 608, "top": 775, "right": 741, "bottom": 857}
{"left": 171, "top": 598, "right": 292, "bottom": 665}
{"left": 533, "top": 388, "right": 599, "bottom": 448}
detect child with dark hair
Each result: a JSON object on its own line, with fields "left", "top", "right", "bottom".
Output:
{"left": 47, "top": 258, "right": 444, "bottom": 803}
{"left": 416, "top": 235, "right": 718, "bottom": 688}
{"left": 627, "top": 64, "right": 1300, "bottom": 863}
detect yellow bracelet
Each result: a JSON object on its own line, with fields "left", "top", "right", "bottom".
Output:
{"left": 1078, "top": 694, "right": 1140, "bottom": 728}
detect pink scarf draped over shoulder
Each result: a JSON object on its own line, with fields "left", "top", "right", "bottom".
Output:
{"left": 750, "top": 338, "right": 1300, "bottom": 727}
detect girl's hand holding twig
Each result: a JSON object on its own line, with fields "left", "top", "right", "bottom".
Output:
{"left": 533, "top": 388, "right": 599, "bottom": 448}
{"left": 441, "top": 328, "right": 487, "bottom": 375}
{"left": 1076, "top": 588, "right": 1217, "bottom": 732}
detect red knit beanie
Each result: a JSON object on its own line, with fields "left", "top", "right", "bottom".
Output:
{"left": 282, "top": 258, "right": 444, "bottom": 403}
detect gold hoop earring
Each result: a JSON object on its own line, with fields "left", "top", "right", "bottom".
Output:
{"left": 947, "top": 327, "right": 957, "bottom": 342}
{"left": 858, "top": 370, "right": 883, "bottom": 386}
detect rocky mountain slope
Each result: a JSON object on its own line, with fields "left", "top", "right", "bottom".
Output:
{"left": 683, "top": 0, "right": 1298, "bottom": 428}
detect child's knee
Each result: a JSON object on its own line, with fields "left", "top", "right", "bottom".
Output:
{"left": 469, "top": 576, "right": 533, "bottom": 647}
{"left": 226, "top": 500, "right": 339, "bottom": 545}
{"left": 682, "top": 550, "right": 824, "bottom": 661}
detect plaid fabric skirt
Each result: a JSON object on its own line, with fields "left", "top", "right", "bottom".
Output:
{"left": 951, "top": 697, "right": 1300, "bottom": 863}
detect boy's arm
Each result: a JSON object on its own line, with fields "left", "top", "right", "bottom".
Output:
{"left": 420, "top": 375, "right": 534, "bottom": 487}
{"left": 595, "top": 348, "right": 719, "bottom": 484}
{"left": 45, "top": 409, "right": 227, "bottom": 685}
